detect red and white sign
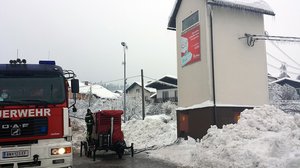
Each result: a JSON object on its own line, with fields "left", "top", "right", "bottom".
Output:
{"left": 0, "top": 108, "right": 51, "bottom": 119}
{"left": 180, "top": 24, "right": 201, "bottom": 67}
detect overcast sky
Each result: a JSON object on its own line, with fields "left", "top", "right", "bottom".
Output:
{"left": 0, "top": 0, "right": 299, "bottom": 84}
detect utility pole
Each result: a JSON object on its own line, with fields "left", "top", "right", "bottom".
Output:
{"left": 88, "top": 84, "right": 92, "bottom": 107}
{"left": 141, "top": 69, "right": 145, "bottom": 120}
{"left": 121, "top": 42, "right": 128, "bottom": 123}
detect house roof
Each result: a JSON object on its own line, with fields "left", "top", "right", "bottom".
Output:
{"left": 126, "top": 82, "right": 157, "bottom": 93}
{"left": 146, "top": 75, "right": 177, "bottom": 90}
{"left": 150, "top": 93, "right": 157, "bottom": 98}
{"left": 270, "top": 77, "right": 300, "bottom": 88}
{"left": 78, "top": 82, "right": 120, "bottom": 99}
{"left": 168, "top": 0, "right": 275, "bottom": 30}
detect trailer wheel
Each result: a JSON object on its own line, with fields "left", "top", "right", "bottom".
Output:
{"left": 130, "top": 143, "right": 134, "bottom": 157}
{"left": 117, "top": 149, "right": 124, "bottom": 159}
{"left": 80, "top": 141, "right": 83, "bottom": 157}
{"left": 87, "top": 150, "right": 92, "bottom": 158}
{"left": 83, "top": 142, "right": 88, "bottom": 157}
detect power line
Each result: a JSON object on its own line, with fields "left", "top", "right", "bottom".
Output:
{"left": 239, "top": 33, "right": 300, "bottom": 47}
{"left": 101, "top": 75, "right": 141, "bottom": 84}
{"left": 269, "top": 41, "right": 300, "bottom": 67}
{"left": 267, "top": 63, "right": 300, "bottom": 75}
{"left": 143, "top": 76, "right": 178, "bottom": 88}
{"left": 267, "top": 52, "right": 300, "bottom": 71}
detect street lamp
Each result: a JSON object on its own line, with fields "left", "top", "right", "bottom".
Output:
{"left": 121, "top": 42, "right": 128, "bottom": 123}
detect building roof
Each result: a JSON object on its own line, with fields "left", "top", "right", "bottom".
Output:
{"left": 270, "top": 77, "right": 300, "bottom": 88}
{"left": 126, "top": 82, "right": 157, "bottom": 93}
{"left": 78, "top": 81, "right": 120, "bottom": 99}
{"left": 168, "top": 0, "right": 275, "bottom": 30}
{"left": 146, "top": 76, "right": 177, "bottom": 90}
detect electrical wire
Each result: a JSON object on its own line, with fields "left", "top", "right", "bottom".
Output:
{"left": 143, "top": 76, "right": 178, "bottom": 88}
{"left": 267, "top": 52, "right": 300, "bottom": 71}
{"left": 269, "top": 41, "right": 300, "bottom": 67}
{"left": 100, "top": 75, "right": 141, "bottom": 84}
{"left": 267, "top": 63, "right": 300, "bottom": 75}
{"left": 240, "top": 33, "right": 300, "bottom": 47}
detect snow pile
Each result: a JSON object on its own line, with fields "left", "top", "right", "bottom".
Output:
{"left": 150, "top": 138, "right": 199, "bottom": 167}
{"left": 150, "top": 105, "right": 300, "bottom": 168}
{"left": 71, "top": 100, "right": 178, "bottom": 152}
{"left": 71, "top": 118, "right": 86, "bottom": 152}
{"left": 122, "top": 115, "right": 177, "bottom": 149}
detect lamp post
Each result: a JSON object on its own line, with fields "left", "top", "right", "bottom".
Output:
{"left": 121, "top": 42, "right": 128, "bottom": 123}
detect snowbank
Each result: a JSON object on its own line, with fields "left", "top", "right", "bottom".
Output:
{"left": 71, "top": 99, "right": 300, "bottom": 167}
{"left": 122, "top": 115, "right": 177, "bottom": 149}
{"left": 150, "top": 105, "right": 300, "bottom": 168}
{"left": 71, "top": 100, "right": 177, "bottom": 152}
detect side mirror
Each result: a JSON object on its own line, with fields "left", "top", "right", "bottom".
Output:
{"left": 71, "top": 79, "right": 79, "bottom": 93}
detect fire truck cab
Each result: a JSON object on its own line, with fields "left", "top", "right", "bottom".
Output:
{"left": 0, "top": 59, "right": 79, "bottom": 168}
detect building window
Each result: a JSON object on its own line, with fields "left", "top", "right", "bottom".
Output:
{"left": 296, "top": 88, "right": 300, "bottom": 95}
{"left": 162, "top": 91, "right": 169, "bottom": 100}
{"left": 136, "top": 88, "right": 140, "bottom": 93}
{"left": 182, "top": 11, "right": 199, "bottom": 32}
{"left": 175, "top": 90, "right": 178, "bottom": 99}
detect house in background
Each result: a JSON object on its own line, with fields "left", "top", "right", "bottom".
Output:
{"left": 268, "top": 74, "right": 278, "bottom": 83}
{"left": 126, "top": 82, "right": 156, "bottom": 103}
{"left": 68, "top": 81, "right": 119, "bottom": 100}
{"left": 270, "top": 77, "right": 300, "bottom": 94}
{"left": 146, "top": 76, "right": 178, "bottom": 103}
{"left": 114, "top": 90, "right": 123, "bottom": 96}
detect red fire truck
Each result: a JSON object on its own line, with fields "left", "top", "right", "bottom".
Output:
{"left": 0, "top": 59, "right": 79, "bottom": 168}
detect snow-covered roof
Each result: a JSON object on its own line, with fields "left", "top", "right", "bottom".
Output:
{"left": 79, "top": 82, "right": 120, "bottom": 99}
{"left": 168, "top": 0, "right": 275, "bottom": 30}
{"left": 146, "top": 76, "right": 177, "bottom": 90}
{"left": 150, "top": 93, "right": 157, "bottom": 98}
{"left": 207, "top": 0, "right": 275, "bottom": 15}
{"left": 177, "top": 100, "right": 257, "bottom": 111}
{"left": 126, "top": 82, "right": 157, "bottom": 93}
{"left": 269, "top": 77, "right": 300, "bottom": 85}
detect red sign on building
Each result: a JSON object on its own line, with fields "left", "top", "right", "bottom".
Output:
{"left": 180, "top": 24, "right": 201, "bottom": 67}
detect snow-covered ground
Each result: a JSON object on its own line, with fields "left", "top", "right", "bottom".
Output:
{"left": 150, "top": 105, "right": 300, "bottom": 168}
{"left": 71, "top": 100, "right": 300, "bottom": 167}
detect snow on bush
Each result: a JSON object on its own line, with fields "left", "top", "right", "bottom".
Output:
{"left": 269, "top": 83, "right": 300, "bottom": 113}
{"left": 269, "top": 83, "right": 299, "bottom": 101}
{"left": 150, "top": 105, "right": 300, "bottom": 168}
{"left": 147, "top": 101, "right": 177, "bottom": 120}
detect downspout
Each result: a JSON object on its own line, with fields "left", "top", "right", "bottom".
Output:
{"left": 209, "top": 5, "right": 217, "bottom": 126}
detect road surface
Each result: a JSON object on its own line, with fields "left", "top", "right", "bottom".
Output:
{"left": 73, "top": 151, "right": 185, "bottom": 168}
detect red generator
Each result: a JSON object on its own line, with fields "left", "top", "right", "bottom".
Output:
{"left": 80, "top": 110, "right": 134, "bottom": 161}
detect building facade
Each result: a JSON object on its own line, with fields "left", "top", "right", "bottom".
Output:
{"left": 168, "top": 0, "right": 274, "bottom": 139}
{"left": 146, "top": 76, "right": 178, "bottom": 103}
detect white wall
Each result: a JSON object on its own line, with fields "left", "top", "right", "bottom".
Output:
{"left": 175, "top": 0, "right": 269, "bottom": 107}
{"left": 212, "top": 7, "right": 269, "bottom": 106}
{"left": 176, "top": 0, "right": 212, "bottom": 107}
{"left": 157, "top": 88, "right": 177, "bottom": 99}
{"left": 127, "top": 84, "right": 152, "bottom": 101}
